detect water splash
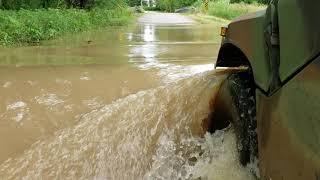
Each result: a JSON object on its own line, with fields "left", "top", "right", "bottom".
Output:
{"left": 0, "top": 71, "right": 255, "bottom": 180}
{"left": 145, "top": 129, "right": 255, "bottom": 180}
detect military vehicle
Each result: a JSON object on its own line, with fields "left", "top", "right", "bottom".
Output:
{"left": 210, "top": 0, "right": 320, "bottom": 179}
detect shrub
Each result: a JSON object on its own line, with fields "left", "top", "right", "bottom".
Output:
{"left": 230, "top": 0, "right": 270, "bottom": 4}
{"left": 156, "top": 0, "right": 197, "bottom": 12}
{"left": 126, "top": 0, "right": 141, "bottom": 6}
{"left": 0, "top": 0, "right": 129, "bottom": 10}
{"left": 193, "top": 0, "right": 266, "bottom": 20}
{"left": 0, "top": 8, "right": 133, "bottom": 45}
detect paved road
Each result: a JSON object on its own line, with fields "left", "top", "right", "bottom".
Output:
{"left": 138, "top": 12, "right": 195, "bottom": 25}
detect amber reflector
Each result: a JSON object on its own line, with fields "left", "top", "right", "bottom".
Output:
{"left": 220, "top": 27, "right": 228, "bottom": 37}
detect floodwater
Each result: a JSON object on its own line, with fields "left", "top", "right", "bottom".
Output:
{"left": 0, "top": 21, "right": 256, "bottom": 179}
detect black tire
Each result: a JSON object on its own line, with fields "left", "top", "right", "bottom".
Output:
{"left": 208, "top": 72, "right": 258, "bottom": 165}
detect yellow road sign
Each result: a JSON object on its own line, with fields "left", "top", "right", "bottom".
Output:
{"left": 203, "top": 0, "right": 209, "bottom": 12}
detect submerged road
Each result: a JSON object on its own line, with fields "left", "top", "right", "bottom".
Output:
{"left": 138, "top": 11, "right": 195, "bottom": 25}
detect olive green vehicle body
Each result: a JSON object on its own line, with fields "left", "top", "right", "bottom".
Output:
{"left": 216, "top": 0, "right": 320, "bottom": 179}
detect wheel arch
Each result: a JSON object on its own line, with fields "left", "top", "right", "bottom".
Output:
{"left": 216, "top": 42, "right": 270, "bottom": 95}
{"left": 216, "top": 43, "right": 251, "bottom": 68}
{"left": 211, "top": 43, "right": 255, "bottom": 134}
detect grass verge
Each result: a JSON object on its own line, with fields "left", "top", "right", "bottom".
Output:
{"left": 0, "top": 8, "right": 133, "bottom": 46}
{"left": 194, "top": 0, "right": 266, "bottom": 20}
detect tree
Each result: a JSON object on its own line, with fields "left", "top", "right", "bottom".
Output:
{"left": 126, "top": 0, "right": 141, "bottom": 6}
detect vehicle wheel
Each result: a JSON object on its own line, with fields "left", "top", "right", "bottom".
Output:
{"left": 208, "top": 72, "right": 258, "bottom": 165}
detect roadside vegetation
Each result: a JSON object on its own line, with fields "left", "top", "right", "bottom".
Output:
{"left": 153, "top": 0, "right": 267, "bottom": 20}
{"left": 0, "top": 0, "right": 133, "bottom": 45}
{"left": 156, "top": 0, "right": 197, "bottom": 12}
{"left": 199, "top": 0, "right": 267, "bottom": 20}
{"left": 0, "top": 0, "right": 269, "bottom": 45}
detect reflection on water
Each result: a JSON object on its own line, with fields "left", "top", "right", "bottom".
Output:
{"left": 143, "top": 25, "right": 156, "bottom": 42}
{"left": 0, "top": 20, "right": 255, "bottom": 179}
{"left": 128, "top": 24, "right": 220, "bottom": 72}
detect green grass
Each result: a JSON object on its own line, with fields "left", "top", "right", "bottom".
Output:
{"left": 156, "top": 0, "right": 197, "bottom": 12}
{"left": 195, "top": 0, "right": 266, "bottom": 20}
{"left": 0, "top": 8, "right": 133, "bottom": 45}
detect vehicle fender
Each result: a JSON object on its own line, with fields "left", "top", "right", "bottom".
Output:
{"left": 216, "top": 10, "right": 271, "bottom": 93}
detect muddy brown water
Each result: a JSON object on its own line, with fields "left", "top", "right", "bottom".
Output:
{"left": 0, "top": 22, "right": 256, "bottom": 179}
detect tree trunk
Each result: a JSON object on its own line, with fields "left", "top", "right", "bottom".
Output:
{"left": 42, "top": 0, "right": 49, "bottom": 8}
{"left": 80, "top": 0, "right": 85, "bottom": 8}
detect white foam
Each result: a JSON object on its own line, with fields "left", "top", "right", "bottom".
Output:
{"left": 82, "top": 97, "right": 104, "bottom": 110}
{"left": 7, "top": 101, "right": 26, "bottom": 110}
{"left": 80, "top": 76, "right": 91, "bottom": 81}
{"left": 13, "top": 112, "right": 25, "bottom": 123}
{"left": 34, "top": 93, "right": 64, "bottom": 106}
{"left": 2, "top": 81, "right": 12, "bottom": 88}
{"left": 144, "top": 130, "right": 255, "bottom": 180}
{"left": 6, "top": 101, "right": 29, "bottom": 123}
